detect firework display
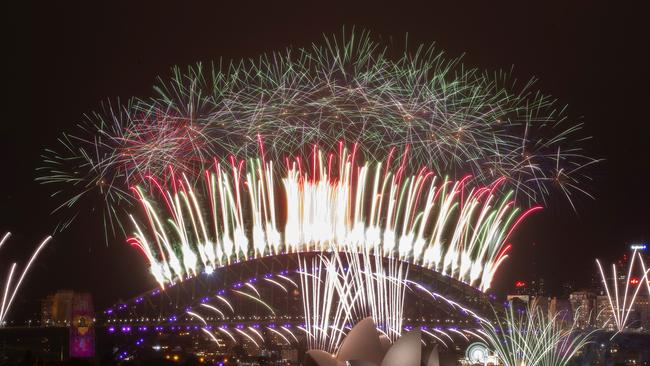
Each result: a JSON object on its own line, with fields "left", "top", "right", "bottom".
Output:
{"left": 480, "top": 305, "right": 596, "bottom": 366}
{"left": 38, "top": 31, "right": 597, "bottom": 236}
{"left": 299, "top": 250, "right": 408, "bottom": 352}
{"left": 596, "top": 249, "right": 650, "bottom": 332}
{"left": 32, "top": 30, "right": 608, "bottom": 363}
{"left": 0, "top": 232, "right": 52, "bottom": 326}
{"left": 127, "top": 146, "right": 537, "bottom": 291}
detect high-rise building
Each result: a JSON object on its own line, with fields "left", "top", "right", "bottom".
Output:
{"left": 633, "top": 296, "right": 650, "bottom": 330}
{"left": 569, "top": 291, "right": 596, "bottom": 329}
{"left": 596, "top": 295, "right": 615, "bottom": 331}
{"left": 530, "top": 278, "right": 546, "bottom": 296}
{"left": 548, "top": 297, "right": 573, "bottom": 328}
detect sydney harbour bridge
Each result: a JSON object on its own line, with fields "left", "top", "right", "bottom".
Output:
{"left": 98, "top": 252, "right": 495, "bottom": 362}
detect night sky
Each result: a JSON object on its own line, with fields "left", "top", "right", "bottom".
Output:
{"left": 2, "top": 2, "right": 648, "bottom": 318}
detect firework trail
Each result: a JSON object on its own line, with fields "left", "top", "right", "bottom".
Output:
{"left": 299, "top": 254, "right": 351, "bottom": 353}
{"left": 127, "top": 146, "right": 537, "bottom": 291}
{"left": 298, "top": 250, "right": 408, "bottom": 353}
{"left": 596, "top": 249, "right": 650, "bottom": 332}
{"left": 480, "top": 304, "right": 596, "bottom": 366}
{"left": 0, "top": 232, "right": 52, "bottom": 326}
{"left": 37, "top": 101, "right": 215, "bottom": 237}
{"left": 344, "top": 250, "right": 408, "bottom": 342}
{"left": 39, "top": 31, "right": 598, "bottom": 237}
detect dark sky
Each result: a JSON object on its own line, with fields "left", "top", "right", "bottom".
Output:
{"left": 2, "top": 1, "right": 648, "bottom": 318}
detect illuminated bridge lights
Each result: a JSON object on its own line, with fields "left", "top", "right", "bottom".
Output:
{"left": 101, "top": 254, "right": 494, "bottom": 353}
{"left": 107, "top": 320, "right": 478, "bottom": 333}
{"left": 104, "top": 321, "right": 486, "bottom": 351}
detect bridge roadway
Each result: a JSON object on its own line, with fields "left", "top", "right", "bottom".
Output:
{"left": 100, "top": 252, "right": 494, "bottom": 325}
